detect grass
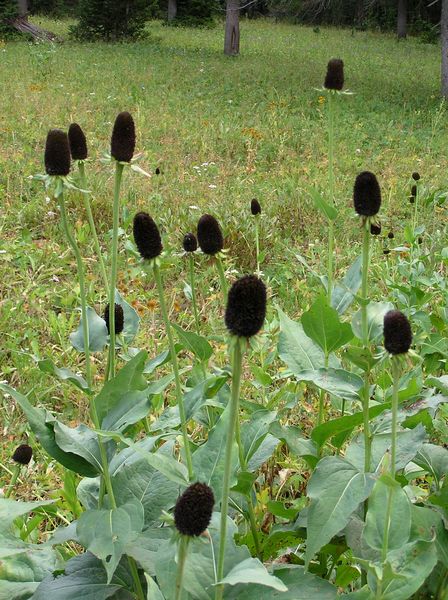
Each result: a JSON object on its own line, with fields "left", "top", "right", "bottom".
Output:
{"left": 0, "top": 18, "right": 446, "bottom": 494}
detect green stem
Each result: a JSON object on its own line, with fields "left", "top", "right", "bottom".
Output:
{"left": 390, "top": 358, "right": 401, "bottom": 479}
{"left": 254, "top": 216, "right": 260, "bottom": 273}
{"left": 327, "top": 90, "right": 335, "bottom": 304}
{"left": 361, "top": 221, "right": 372, "bottom": 473}
{"left": 108, "top": 162, "right": 124, "bottom": 380}
{"left": 215, "top": 339, "right": 244, "bottom": 600}
{"left": 189, "top": 254, "right": 201, "bottom": 336}
{"left": 175, "top": 536, "right": 190, "bottom": 600}
{"left": 4, "top": 465, "right": 21, "bottom": 498}
{"left": 153, "top": 261, "right": 193, "bottom": 480}
{"left": 59, "top": 190, "right": 92, "bottom": 390}
{"left": 78, "top": 162, "right": 109, "bottom": 293}
{"left": 318, "top": 353, "right": 329, "bottom": 426}
{"left": 215, "top": 255, "right": 228, "bottom": 299}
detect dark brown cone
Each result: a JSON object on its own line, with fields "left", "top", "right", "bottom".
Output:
{"left": 383, "top": 310, "right": 412, "bottom": 355}
{"left": 411, "top": 185, "right": 417, "bottom": 197}
{"left": 251, "top": 199, "right": 261, "bottom": 215}
{"left": 174, "top": 482, "right": 214, "bottom": 537}
{"left": 353, "top": 171, "right": 381, "bottom": 217}
{"left": 324, "top": 58, "right": 344, "bottom": 91}
{"left": 225, "top": 275, "right": 267, "bottom": 338}
{"left": 412, "top": 172, "right": 420, "bottom": 181}
{"left": 133, "top": 212, "right": 163, "bottom": 259}
{"left": 183, "top": 233, "right": 198, "bottom": 253}
{"left": 68, "top": 123, "right": 88, "bottom": 161}
{"left": 104, "top": 303, "right": 124, "bottom": 335}
{"left": 370, "top": 223, "right": 381, "bottom": 235}
{"left": 197, "top": 214, "right": 223, "bottom": 255}
{"left": 12, "top": 444, "right": 33, "bottom": 465}
{"left": 111, "top": 112, "right": 136, "bottom": 163}
{"left": 45, "top": 129, "right": 71, "bottom": 176}
{"left": 388, "top": 231, "right": 394, "bottom": 239}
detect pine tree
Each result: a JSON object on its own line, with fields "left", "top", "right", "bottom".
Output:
{"left": 71, "top": 0, "right": 155, "bottom": 40}
{"left": 0, "top": 0, "right": 19, "bottom": 38}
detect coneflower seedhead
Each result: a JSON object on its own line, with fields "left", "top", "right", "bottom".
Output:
{"left": 409, "top": 196, "right": 415, "bottom": 204}
{"left": 197, "top": 214, "right": 223, "bottom": 255}
{"left": 388, "top": 231, "right": 394, "bottom": 239}
{"left": 383, "top": 249, "right": 390, "bottom": 255}
{"left": 412, "top": 172, "right": 420, "bottom": 181}
{"left": 411, "top": 185, "right": 417, "bottom": 197}
{"left": 133, "top": 212, "right": 163, "bottom": 260}
{"left": 353, "top": 171, "right": 382, "bottom": 217}
{"left": 383, "top": 310, "right": 412, "bottom": 355}
{"left": 155, "top": 167, "right": 161, "bottom": 175}
{"left": 111, "top": 112, "right": 136, "bottom": 163}
{"left": 12, "top": 444, "right": 33, "bottom": 465}
{"left": 174, "top": 482, "right": 214, "bottom": 537}
{"left": 418, "top": 236, "right": 423, "bottom": 244}
{"left": 68, "top": 123, "right": 88, "bottom": 161}
{"left": 183, "top": 233, "right": 197, "bottom": 253}
{"left": 225, "top": 275, "right": 267, "bottom": 338}
{"left": 104, "top": 303, "right": 124, "bottom": 335}
{"left": 45, "top": 129, "right": 71, "bottom": 176}
{"left": 251, "top": 198, "right": 261, "bottom": 215}
{"left": 370, "top": 223, "right": 381, "bottom": 235}
{"left": 324, "top": 58, "right": 344, "bottom": 91}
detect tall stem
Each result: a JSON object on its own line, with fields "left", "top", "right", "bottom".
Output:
{"left": 78, "top": 162, "right": 109, "bottom": 293}
{"left": 153, "top": 261, "right": 193, "bottom": 480}
{"left": 215, "top": 255, "right": 228, "bottom": 299}
{"left": 361, "top": 222, "right": 372, "bottom": 473}
{"left": 318, "top": 353, "right": 329, "bottom": 426}
{"left": 175, "top": 536, "right": 190, "bottom": 600}
{"left": 390, "top": 358, "right": 401, "bottom": 478}
{"left": 108, "top": 163, "right": 124, "bottom": 380}
{"left": 59, "top": 190, "right": 92, "bottom": 390}
{"left": 189, "top": 254, "right": 201, "bottom": 335}
{"left": 254, "top": 216, "right": 260, "bottom": 273}
{"left": 4, "top": 465, "right": 21, "bottom": 498}
{"left": 215, "top": 339, "right": 243, "bottom": 600}
{"left": 327, "top": 91, "right": 335, "bottom": 304}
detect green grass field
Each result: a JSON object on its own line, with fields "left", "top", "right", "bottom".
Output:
{"left": 0, "top": 18, "right": 446, "bottom": 488}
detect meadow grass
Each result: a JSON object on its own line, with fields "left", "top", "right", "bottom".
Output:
{"left": 0, "top": 18, "right": 446, "bottom": 490}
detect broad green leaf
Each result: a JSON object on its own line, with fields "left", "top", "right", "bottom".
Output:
{"left": 311, "top": 402, "right": 391, "bottom": 447}
{"left": 69, "top": 305, "right": 108, "bottom": 352}
{"left": 93, "top": 350, "right": 149, "bottom": 430}
{"left": 305, "top": 456, "right": 375, "bottom": 567}
{"left": 426, "top": 375, "right": 448, "bottom": 395}
{"left": 331, "top": 256, "right": 362, "bottom": 315}
{"left": 296, "top": 368, "right": 363, "bottom": 400}
{"left": 367, "top": 540, "right": 437, "bottom": 600}
{"left": 0, "top": 499, "right": 55, "bottom": 528}
{"left": 310, "top": 187, "right": 338, "bottom": 221}
{"left": 145, "top": 575, "right": 164, "bottom": 600}
{"left": 192, "top": 403, "right": 238, "bottom": 498}
{"left": 247, "top": 434, "right": 279, "bottom": 471}
{"left": 76, "top": 499, "right": 144, "bottom": 583}
{"left": 414, "top": 443, "right": 448, "bottom": 484}
{"left": 171, "top": 322, "right": 213, "bottom": 362}
{"left": 0, "top": 545, "right": 62, "bottom": 600}
{"left": 217, "top": 557, "right": 287, "bottom": 591}
{"left": 363, "top": 475, "right": 411, "bottom": 551}
{"left": 352, "top": 301, "right": 394, "bottom": 343}
{"left": 269, "top": 422, "right": 318, "bottom": 468}
{"left": 277, "top": 308, "right": 334, "bottom": 374}
{"left": 0, "top": 384, "right": 98, "bottom": 477}
{"left": 38, "top": 359, "right": 90, "bottom": 393}
{"left": 114, "top": 289, "right": 140, "bottom": 344}
{"left": 112, "top": 454, "right": 178, "bottom": 527}
{"left": 345, "top": 424, "right": 427, "bottom": 472}
{"left": 227, "top": 565, "right": 338, "bottom": 600}
{"left": 410, "top": 505, "right": 448, "bottom": 567}
{"left": 241, "top": 410, "right": 277, "bottom": 465}
{"left": 32, "top": 552, "right": 131, "bottom": 600}
{"left": 53, "top": 422, "right": 108, "bottom": 474}
{"left": 301, "top": 296, "right": 353, "bottom": 355}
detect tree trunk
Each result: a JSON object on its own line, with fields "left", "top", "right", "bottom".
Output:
{"left": 167, "top": 0, "right": 177, "bottom": 21}
{"left": 397, "top": 0, "right": 407, "bottom": 39}
{"left": 17, "top": 0, "right": 28, "bottom": 17}
{"left": 443, "top": 0, "right": 448, "bottom": 97}
{"left": 224, "top": 0, "right": 240, "bottom": 56}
